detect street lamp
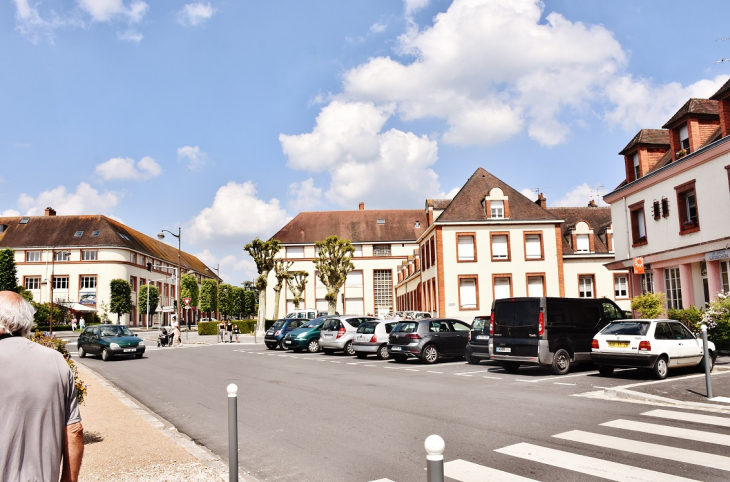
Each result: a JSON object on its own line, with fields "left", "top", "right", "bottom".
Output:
{"left": 205, "top": 264, "right": 220, "bottom": 322}
{"left": 48, "top": 249, "right": 71, "bottom": 336}
{"left": 157, "top": 227, "right": 181, "bottom": 326}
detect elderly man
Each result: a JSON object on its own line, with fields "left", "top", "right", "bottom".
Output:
{"left": 0, "top": 291, "right": 84, "bottom": 482}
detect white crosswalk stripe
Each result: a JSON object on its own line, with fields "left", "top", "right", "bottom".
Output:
{"left": 602, "top": 418, "right": 730, "bottom": 446}
{"left": 642, "top": 409, "right": 730, "bottom": 428}
{"left": 445, "top": 459, "right": 539, "bottom": 481}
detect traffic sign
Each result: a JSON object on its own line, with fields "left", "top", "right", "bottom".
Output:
{"left": 183, "top": 298, "right": 191, "bottom": 307}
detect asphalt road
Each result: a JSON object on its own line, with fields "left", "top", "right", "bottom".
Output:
{"left": 75, "top": 342, "right": 730, "bottom": 482}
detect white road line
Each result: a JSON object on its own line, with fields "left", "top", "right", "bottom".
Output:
{"left": 255, "top": 353, "right": 265, "bottom": 355}
{"left": 496, "top": 443, "right": 699, "bottom": 482}
{"left": 642, "top": 409, "right": 730, "bottom": 428}
{"left": 347, "top": 360, "right": 391, "bottom": 365}
{"left": 454, "top": 370, "right": 493, "bottom": 377}
{"left": 709, "top": 396, "right": 730, "bottom": 404}
{"left": 427, "top": 371, "right": 443, "bottom": 374}
{"left": 330, "top": 361, "right": 341, "bottom": 364}
{"left": 363, "top": 364, "right": 377, "bottom": 367}
{"left": 405, "top": 368, "right": 419, "bottom": 372}
{"left": 384, "top": 366, "right": 409, "bottom": 370}
{"left": 267, "top": 354, "right": 275, "bottom": 356}
{"left": 554, "top": 382, "right": 576, "bottom": 386}
{"left": 482, "top": 376, "right": 502, "bottom": 380}
{"left": 368, "top": 479, "right": 397, "bottom": 482}
{"left": 554, "top": 430, "right": 730, "bottom": 472}
{"left": 603, "top": 419, "right": 730, "bottom": 447}
{"left": 515, "top": 379, "right": 538, "bottom": 383}
{"left": 445, "top": 459, "right": 539, "bottom": 482}
{"left": 316, "top": 359, "right": 328, "bottom": 362}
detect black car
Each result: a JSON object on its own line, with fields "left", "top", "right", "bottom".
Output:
{"left": 388, "top": 318, "right": 471, "bottom": 364}
{"left": 77, "top": 325, "right": 146, "bottom": 361}
{"left": 465, "top": 315, "right": 491, "bottom": 365}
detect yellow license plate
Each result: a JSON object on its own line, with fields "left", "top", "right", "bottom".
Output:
{"left": 607, "top": 341, "right": 629, "bottom": 348}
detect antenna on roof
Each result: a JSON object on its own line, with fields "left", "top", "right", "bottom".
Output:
{"left": 589, "top": 184, "right": 604, "bottom": 205}
{"left": 716, "top": 37, "right": 730, "bottom": 42}
{"left": 716, "top": 58, "right": 730, "bottom": 63}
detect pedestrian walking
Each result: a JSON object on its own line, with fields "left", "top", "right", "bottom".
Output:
{"left": 226, "top": 320, "right": 233, "bottom": 343}
{"left": 0, "top": 291, "right": 84, "bottom": 482}
{"left": 232, "top": 323, "right": 240, "bottom": 343}
{"left": 218, "top": 320, "right": 226, "bottom": 343}
{"left": 79, "top": 317, "right": 85, "bottom": 330}
{"left": 172, "top": 315, "right": 182, "bottom": 347}
{"left": 71, "top": 316, "right": 78, "bottom": 331}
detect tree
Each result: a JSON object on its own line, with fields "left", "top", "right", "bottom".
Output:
{"left": 272, "top": 259, "right": 293, "bottom": 319}
{"left": 218, "top": 283, "right": 234, "bottom": 319}
{"left": 138, "top": 284, "right": 160, "bottom": 322}
{"left": 109, "top": 279, "right": 133, "bottom": 324}
{"left": 200, "top": 279, "right": 218, "bottom": 317}
{"left": 631, "top": 292, "right": 667, "bottom": 319}
{"left": 243, "top": 238, "right": 281, "bottom": 334}
{"left": 231, "top": 286, "right": 246, "bottom": 319}
{"left": 313, "top": 235, "right": 354, "bottom": 315}
{"left": 0, "top": 248, "right": 18, "bottom": 292}
{"left": 244, "top": 289, "right": 256, "bottom": 318}
{"left": 703, "top": 291, "right": 730, "bottom": 352}
{"left": 287, "top": 271, "right": 309, "bottom": 310}
{"left": 180, "top": 273, "right": 200, "bottom": 323}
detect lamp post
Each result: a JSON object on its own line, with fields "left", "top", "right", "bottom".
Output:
{"left": 206, "top": 264, "right": 221, "bottom": 322}
{"left": 157, "top": 227, "right": 181, "bottom": 326}
{"left": 48, "top": 249, "right": 71, "bottom": 336}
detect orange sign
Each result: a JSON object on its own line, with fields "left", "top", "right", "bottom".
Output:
{"left": 633, "top": 257, "right": 645, "bottom": 274}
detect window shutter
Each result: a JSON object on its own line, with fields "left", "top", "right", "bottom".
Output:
{"left": 527, "top": 277, "right": 543, "bottom": 297}
{"left": 637, "top": 210, "right": 646, "bottom": 237}
{"left": 353, "top": 245, "right": 362, "bottom": 257}
{"left": 576, "top": 234, "right": 589, "bottom": 252}
{"left": 459, "top": 279, "right": 477, "bottom": 308}
{"left": 525, "top": 235, "right": 541, "bottom": 258}
{"left": 457, "top": 235, "right": 475, "bottom": 261}
{"left": 345, "top": 270, "right": 363, "bottom": 287}
{"left": 492, "top": 235, "right": 508, "bottom": 258}
{"left": 287, "top": 246, "right": 304, "bottom": 258}
{"left": 346, "top": 298, "right": 364, "bottom": 315}
{"left": 494, "top": 278, "right": 510, "bottom": 299}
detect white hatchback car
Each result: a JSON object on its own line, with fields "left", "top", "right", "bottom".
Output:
{"left": 591, "top": 319, "right": 716, "bottom": 379}
{"left": 353, "top": 320, "right": 398, "bottom": 359}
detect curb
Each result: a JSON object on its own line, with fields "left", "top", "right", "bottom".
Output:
{"left": 603, "top": 387, "right": 730, "bottom": 414}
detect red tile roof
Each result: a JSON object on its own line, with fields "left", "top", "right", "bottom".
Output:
{"left": 710, "top": 78, "right": 730, "bottom": 101}
{"left": 662, "top": 99, "right": 719, "bottom": 128}
{"left": 546, "top": 207, "right": 613, "bottom": 254}
{"left": 618, "top": 129, "right": 670, "bottom": 155}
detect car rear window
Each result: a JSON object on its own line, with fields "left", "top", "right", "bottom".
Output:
{"left": 472, "top": 317, "right": 488, "bottom": 332}
{"left": 271, "top": 320, "right": 285, "bottom": 329}
{"left": 302, "top": 320, "right": 321, "bottom": 329}
{"left": 494, "top": 300, "right": 540, "bottom": 327}
{"left": 393, "top": 322, "right": 419, "bottom": 333}
{"left": 601, "top": 322, "right": 650, "bottom": 336}
{"left": 321, "top": 319, "right": 340, "bottom": 331}
{"left": 357, "top": 322, "right": 378, "bottom": 334}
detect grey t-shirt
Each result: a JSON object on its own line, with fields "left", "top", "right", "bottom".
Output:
{"left": 0, "top": 336, "right": 81, "bottom": 482}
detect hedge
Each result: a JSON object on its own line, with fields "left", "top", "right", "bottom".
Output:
{"left": 198, "top": 320, "right": 276, "bottom": 335}
{"left": 34, "top": 322, "right": 102, "bottom": 332}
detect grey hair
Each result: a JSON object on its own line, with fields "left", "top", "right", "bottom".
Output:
{"left": 0, "top": 291, "right": 36, "bottom": 337}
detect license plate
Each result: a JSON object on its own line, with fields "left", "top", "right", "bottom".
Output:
{"left": 324, "top": 334, "right": 333, "bottom": 338}
{"left": 391, "top": 346, "right": 402, "bottom": 351}
{"left": 496, "top": 347, "right": 511, "bottom": 353}
{"left": 608, "top": 341, "right": 630, "bottom": 348}
{"left": 124, "top": 348, "right": 135, "bottom": 352}
{"left": 476, "top": 335, "right": 489, "bottom": 340}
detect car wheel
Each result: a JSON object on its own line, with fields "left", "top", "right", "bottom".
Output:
{"left": 135, "top": 353, "right": 143, "bottom": 359}
{"left": 653, "top": 356, "right": 668, "bottom": 380}
{"left": 323, "top": 349, "right": 335, "bottom": 355}
{"left": 266, "top": 343, "right": 276, "bottom": 350}
{"left": 598, "top": 366, "right": 615, "bottom": 376}
{"left": 466, "top": 352, "right": 479, "bottom": 365}
{"left": 307, "top": 339, "right": 320, "bottom": 353}
{"left": 78, "top": 346, "right": 86, "bottom": 358}
{"left": 101, "top": 348, "right": 111, "bottom": 362}
{"left": 392, "top": 355, "right": 407, "bottom": 363}
{"left": 550, "top": 348, "right": 571, "bottom": 375}
{"left": 156, "top": 341, "right": 161, "bottom": 347}
{"left": 279, "top": 340, "right": 286, "bottom": 350}
{"left": 377, "top": 344, "right": 390, "bottom": 360}
{"left": 355, "top": 352, "right": 368, "bottom": 359}
{"left": 344, "top": 341, "right": 356, "bottom": 356}
{"left": 501, "top": 361, "right": 520, "bottom": 373}
{"left": 422, "top": 345, "right": 439, "bottom": 364}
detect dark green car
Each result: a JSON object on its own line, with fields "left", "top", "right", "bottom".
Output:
{"left": 282, "top": 318, "right": 326, "bottom": 353}
{"left": 77, "top": 324, "right": 146, "bottom": 361}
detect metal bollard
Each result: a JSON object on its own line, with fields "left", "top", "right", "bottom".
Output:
{"left": 701, "top": 324, "right": 713, "bottom": 399}
{"left": 227, "top": 384, "right": 239, "bottom": 482}
{"left": 425, "top": 435, "right": 445, "bottom": 482}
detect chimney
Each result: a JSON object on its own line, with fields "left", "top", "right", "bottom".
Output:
{"left": 359, "top": 202, "right": 364, "bottom": 210}
{"left": 45, "top": 207, "right": 56, "bottom": 217}
{"left": 535, "top": 193, "right": 547, "bottom": 209}
{"left": 588, "top": 199, "right": 597, "bottom": 207}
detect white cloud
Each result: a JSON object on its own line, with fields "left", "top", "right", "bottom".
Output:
{"left": 280, "top": 101, "right": 441, "bottom": 208}
{"left": 178, "top": 2, "right": 216, "bottom": 27}
{"left": 117, "top": 29, "right": 143, "bottom": 42}
{"left": 95, "top": 156, "right": 162, "bottom": 181}
{"left": 77, "top": 0, "right": 148, "bottom": 23}
{"left": 177, "top": 146, "right": 209, "bottom": 171}
{"left": 186, "top": 181, "right": 291, "bottom": 243}
{"left": 1, "top": 209, "right": 21, "bottom": 217}
{"left": 288, "top": 178, "right": 323, "bottom": 210}
{"left": 404, "top": 0, "right": 429, "bottom": 15}
{"left": 193, "top": 250, "right": 258, "bottom": 284}
{"left": 520, "top": 188, "right": 539, "bottom": 202}
{"left": 16, "top": 182, "right": 121, "bottom": 216}
{"left": 442, "top": 186, "right": 461, "bottom": 199}
{"left": 552, "top": 183, "right": 607, "bottom": 207}
{"left": 12, "top": 0, "right": 76, "bottom": 44}
{"left": 370, "top": 22, "right": 387, "bottom": 34}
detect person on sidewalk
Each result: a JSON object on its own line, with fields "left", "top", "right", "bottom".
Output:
{"left": 226, "top": 320, "right": 233, "bottom": 343}
{"left": 232, "top": 323, "right": 240, "bottom": 343}
{"left": 171, "top": 315, "right": 182, "bottom": 347}
{"left": 79, "top": 317, "right": 85, "bottom": 330}
{"left": 218, "top": 320, "right": 226, "bottom": 343}
{"left": 71, "top": 316, "right": 78, "bottom": 332}
{"left": 0, "top": 291, "right": 84, "bottom": 482}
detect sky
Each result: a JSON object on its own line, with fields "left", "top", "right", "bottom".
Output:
{"left": 2, "top": 0, "right": 730, "bottom": 284}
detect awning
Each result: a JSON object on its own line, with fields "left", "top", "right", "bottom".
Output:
{"left": 57, "top": 302, "right": 97, "bottom": 312}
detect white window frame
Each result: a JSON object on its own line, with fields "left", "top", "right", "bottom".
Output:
{"left": 576, "top": 234, "right": 590, "bottom": 253}
{"left": 490, "top": 200, "right": 505, "bottom": 219}
{"left": 579, "top": 276, "right": 594, "bottom": 298}
{"left": 665, "top": 267, "right": 682, "bottom": 309}
{"left": 494, "top": 277, "right": 511, "bottom": 300}
{"left": 527, "top": 276, "right": 544, "bottom": 297}
{"left": 25, "top": 251, "right": 41, "bottom": 262}
{"left": 458, "top": 278, "right": 477, "bottom": 309}
{"left": 641, "top": 272, "right": 655, "bottom": 294}
{"left": 491, "top": 235, "right": 508, "bottom": 259}
{"left": 286, "top": 246, "right": 305, "bottom": 259}
{"left": 679, "top": 124, "right": 689, "bottom": 151}
{"left": 373, "top": 245, "right": 392, "bottom": 256}
{"left": 25, "top": 277, "right": 41, "bottom": 290}
{"left": 353, "top": 245, "right": 363, "bottom": 257}
{"left": 457, "top": 235, "right": 475, "bottom": 261}
{"left": 54, "top": 251, "right": 70, "bottom": 262}
{"left": 345, "top": 270, "right": 363, "bottom": 288}
{"left": 525, "top": 234, "right": 542, "bottom": 259}
{"left": 81, "top": 250, "right": 97, "bottom": 261}
{"left": 80, "top": 276, "right": 97, "bottom": 290}
{"left": 53, "top": 276, "right": 69, "bottom": 290}
{"left": 637, "top": 209, "right": 646, "bottom": 238}
{"left": 633, "top": 153, "right": 640, "bottom": 179}
{"left": 614, "top": 276, "right": 628, "bottom": 298}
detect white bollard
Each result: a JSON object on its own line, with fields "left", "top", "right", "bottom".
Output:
{"left": 425, "top": 435, "right": 445, "bottom": 482}
{"left": 227, "top": 384, "right": 239, "bottom": 482}
{"left": 701, "top": 325, "right": 713, "bottom": 398}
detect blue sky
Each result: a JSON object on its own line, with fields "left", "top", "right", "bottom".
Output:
{"left": 2, "top": 0, "right": 729, "bottom": 283}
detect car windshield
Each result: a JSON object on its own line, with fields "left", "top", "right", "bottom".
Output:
{"left": 393, "top": 322, "right": 419, "bottom": 333}
{"left": 302, "top": 321, "right": 322, "bottom": 329}
{"left": 601, "top": 322, "right": 650, "bottom": 336}
{"left": 271, "top": 320, "right": 285, "bottom": 329}
{"left": 99, "top": 326, "right": 135, "bottom": 337}
{"left": 357, "top": 322, "right": 378, "bottom": 334}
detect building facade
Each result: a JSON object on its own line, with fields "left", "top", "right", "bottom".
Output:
{"left": 0, "top": 208, "right": 217, "bottom": 326}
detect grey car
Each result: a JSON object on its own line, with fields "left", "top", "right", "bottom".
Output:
{"left": 319, "top": 316, "right": 377, "bottom": 355}
{"left": 353, "top": 320, "right": 397, "bottom": 359}
{"left": 388, "top": 318, "right": 471, "bottom": 364}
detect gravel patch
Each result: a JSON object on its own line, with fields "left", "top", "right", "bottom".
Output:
{"left": 90, "top": 462, "right": 223, "bottom": 481}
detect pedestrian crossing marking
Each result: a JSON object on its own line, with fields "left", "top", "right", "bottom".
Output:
{"left": 367, "top": 479, "right": 396, "bottom": 482}
{"left": 709, "top": 396, "right": 730, "bottom": 404}
{"left": 642, "top": 409, "right": 730, "bottom": 428}
{"left": 554, "top": 430, "right": 730, "bottom": 471}
{"left": 444, "top": 459, "right": 539, "bottom": 482}
{"left": 495, "top": 443, "right": 699, "bottom": 482}
{"left": 602, "top": 419, "right": 730, "bottom": 447}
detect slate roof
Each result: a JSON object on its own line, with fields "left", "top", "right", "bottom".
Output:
{"left": 710, "top": 78, "right": 730, "bottom": 101}
{"left": 662, "top": 99, "right": 720, "bottom": 128}
{"left": 0, "top": 214, "right": 214, "bottom": 275}
{"left": 618, "top": 129, "right": 670, "bottom": 155}
{"left": 436, "top": 167, "right": 560, "bottom": 223}
{"left": 270, "top": 209, "right": 427, "bottom": 244}
{"left": 546, "top": 207, "right": 613, "bottom": 255}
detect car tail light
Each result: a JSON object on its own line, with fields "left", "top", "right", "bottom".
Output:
{"left": 538, "top": 312, "right": 544, "bottom": 336}
{"left": 489, "top": 313, "right": 494, "bottom": 335}
{"left": 639, "top": 341, "right": 651, "bottom": 352}
{"left": 369, "top": 335, "right": 377, "bottom": 343}
{"left": 405, "top": 333, "right": 421, "bottom": 340}
{"left": 336, "top": 327, "right": 346, "bottom": 339}
{"left": 468, "top": 330, "right": 472, "bottom": 341}
{"left": 591, "top": 339, "right": 599, "bottom": 349}
{"left": 275, "top": 330, "right": 281, "bottom": 336}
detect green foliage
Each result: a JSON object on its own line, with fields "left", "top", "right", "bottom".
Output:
{"left": 199, "top": 279, "right": 218, "bottom": 314}
{"left": 30, "top": 332, "right": 87, "bottom": 404}
{"left": 19, "top": 287, "right": 34, "bottom": 303}
{"left": 32, "top": 302, "right": 66, "bottom": 326}
{"left": 667, "top": 306, "right": 704, "bottom": 334}
{"left": 138, "top": 285, "right": 160, "bottom": 317}
{"left": 109, "top": 279, "right": 133, "bottom": 323}
{"left": 218, "top": 283, "right": 234, "bottom": 318}
{"left": 98, "top": 301, "right": 111, "bottom": 322}
{"left": 245, "top": 290, "right": 256, "bottom": 317}
{"left": 703, "top": 292, "right": 730, "bottom": 352}
{"left": 180, "top": 273, "right": 199, "bottom": 308}
{"left": 313, "top": 235, "right": 354, "bottom": 314}
{"left": 0, "top": 248, "right": 19, "bottom": 292}
{"left": 231, "top": 287, "right": 245, "bottom": 318}
{"left": 243, "top": 238, "right": 281, "bottom": 291}
{"left": 198, "top": 320, "right": 258, "bottom": 335}
{"left": 631, "top": 292, "right": 667, "bottom": 319}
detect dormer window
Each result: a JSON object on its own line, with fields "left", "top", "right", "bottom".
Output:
{"left": 491, "top": 200, "right": 505, "bottom": 218}
{"left": 679, "top": 124, "right": 690, "bottom": 151}
{"left": 414, "top": 221, "right": 420, "bottom": 228}
{"left": 632, "top": 153, "right": 640, "bottom": 179}
{"left": 377, "top": 218, "right": 385, "bottom": 225}
{"left": 576, "top": 234, "right": 590, "bottom": 253}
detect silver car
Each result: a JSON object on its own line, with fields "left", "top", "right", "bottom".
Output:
{"left": 353, "top": 320, "right": 397, "bottom": 359}
{"left": 320, "top": 316, "right": 377, "bottom": 355}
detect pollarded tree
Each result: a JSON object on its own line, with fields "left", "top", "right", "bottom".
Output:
{"left": 272, "top": 259, "right": 293, "bottom": 319}
{"left": 313, "top": 236, "right": 354, "bottom": 315}
{"left": 244, "top": 238, "right": 281, "bottom": 334}
{"left": 200, "top": 279, "right": 218, "bottom": 317}
{"left": 138, "top": 284, "right": 160, "bottom": 323}
{"left": 287, "top": 271, "right": 309, "bottom": 310}
{"left": 180, "top": 273, "right": 199, "bottom": 323}
{"left": 218, "top": 283, "right": 234, "bottom": 319}
{"left": 109, "top": 279, "right": 133, "bottom": 324}
{"left": 0, "top": 248, "right": 19, "bottom": 292}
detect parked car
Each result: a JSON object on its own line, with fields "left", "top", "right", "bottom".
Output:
{"left": 490, "top": 297, "right": 626, "bottom": 375}
{"left": 591, "top": 319, "right": 717, "bottom": 379}
{"left": 353, "top": 320, "right": 398, "bottom": 359}
{"left": 285, "top": 309, "right": 318, "bottom": 320}
{"left": 282, "top": 318, "right": 326, "bottom": 353}
{"left": 265, "top": 319, "right": 308, "bottom": 349}
{"left": 320, "top": 316, "right": 377, "bottom": 355}
{"left": 388, "top": 318, "right": 471, "bottom": 364}
{"left": 403, "top": 311, "right": 432, "bottom": 320}
{"left": 465, "top": 315, "right": 491, "bottom": 365}
{"left": 200, "top": 317, "right": 217, "bottom": 322}
{"left": 77, "top": 324, "right": 145, "bottom": 361}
